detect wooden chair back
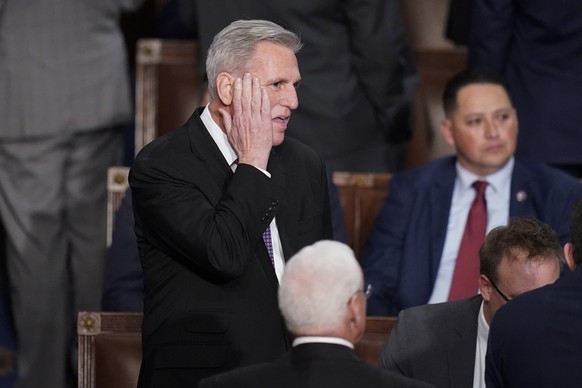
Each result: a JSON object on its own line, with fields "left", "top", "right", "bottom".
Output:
{"left": 355, "top": 316, "right": 398, "bottom": 365}
{"left": 106, "top": 166, "right": 130, "bottom": 247}
{"left": 135, "top": 39, "right": 203, "bottom": 153}
{"left": 333, "top": 172, "right": 391, "bottom": 258}
{"left": 77, "top": 312, "right": 143, "bottom": 388}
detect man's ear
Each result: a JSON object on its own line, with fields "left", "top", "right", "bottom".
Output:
{"left": 479, "top": 274, "right": 492, "bottom": 302}
{"left": 216, "top": 72, "right": 235, "bottom": 106}
{"left": 346, "top": 294, "right": 366, "bottom": 342}
{"left": 564, "top": 242, "right": 577, "bottom": 271}
{"left": 440, "top": 119, "right": 456, "bottom": 147}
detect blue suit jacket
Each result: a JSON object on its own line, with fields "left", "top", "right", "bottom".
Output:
{"left": 486, "top": 265, "right": 582, "bottom": 388}
{"left": 469, "top": 0, "right": 582, "bottom": 165}
{"left": 361, "top": 156, "right": 582, "bottom": 316}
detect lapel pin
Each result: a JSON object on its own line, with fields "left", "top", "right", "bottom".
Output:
{"left": 516, "top": 190, "right": 528, "bottom": 202}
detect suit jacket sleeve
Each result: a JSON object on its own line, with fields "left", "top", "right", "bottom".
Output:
{"left": 131, "top": 152, "right": 283, "bottom": 279}
{"left": 130, "top": 123, "right": 332, "bottom": 280}
{"left": 380, "top": 309, "right": 412, "bottom": 375}
{"left": 342, "top": 0, "right": 412, "bottom": 142}
{"left": 468, "top": 0, "right": 514, "bottom": 70}
{"left": 361, "top": 174, "right": 412, "bottom": 315}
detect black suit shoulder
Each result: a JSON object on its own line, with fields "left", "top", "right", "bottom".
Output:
{"left": 396, "top": 295, "right": 481, "bottom": 337}
{"left": 200, "top": 346, "right": 433, "bottom": 388}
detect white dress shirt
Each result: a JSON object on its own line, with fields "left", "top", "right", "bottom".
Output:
{"left": 473, "top": 301, "right": 490, "bottom": 388}
{"left": 428, "top": 158, "right": 513, "bottom": 303}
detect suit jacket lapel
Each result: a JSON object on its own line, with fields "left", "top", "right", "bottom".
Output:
{"left": 186, "top": 109, "right": 280, "bottom": 289}
{"left": 267, "top": 147, "right": 294, "bottom": 261}
{"left": 447, "top": 296, "right": 481, "bottom": 388}
{"left": 429, "top": 159, "right": 457, "bottom": 280}
{"left": 253, "top": 149, "right": 289, "bottom": 290}
{"left": 186, "top": 109, "right": 233, "bottom": 201}
{"left": 509, "top": 160, "right": 534, "bottom": 217}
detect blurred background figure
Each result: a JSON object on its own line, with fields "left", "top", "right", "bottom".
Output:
{"left": 175, "top": 0, "right": 417, "bottom": 173}
{"left": 0, "top": 1, "right": 145, "bottom": 387}
{"left": 445, "top": 0, "right": 473, "bottom": 46}
{"left": 469, "top": 0, "right": 582, "bottom": 178}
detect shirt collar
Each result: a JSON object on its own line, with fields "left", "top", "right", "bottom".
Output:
{"left": 200, "top": 105, "right": 238, "bottom": 166}
{"left": 292, "top": 336, "right": 354, "bottom": 349}
{"left": 477, "top": 300, "right": 490, "bottom": 346}
{"left": 456, "top": 157, "right": 514, "bottom": 194}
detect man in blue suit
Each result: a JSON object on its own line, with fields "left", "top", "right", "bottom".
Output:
{"left": 469, "top": 0, "right": 582, "bottom": 177}
{"left": 361, "top": 68, "right": 582, "bottom": 316}
{"left": 486, "top": 199, "right": 582, "bottom": 388}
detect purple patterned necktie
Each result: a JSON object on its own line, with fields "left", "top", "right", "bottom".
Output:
{"left": 263, "top": 226, "right": 275, "bottom": 267}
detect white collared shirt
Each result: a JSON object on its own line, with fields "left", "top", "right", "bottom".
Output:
{"left": 428, "top": 158, "right": 513, "bottom": 303}
{"left": 200, "top": 106, "right": 285, "bottom": 282}
{"left": 293, "top": 336, "right": 354, "bottom": 349}
{"left": 473, "top": 301, "right": 489, "bottom": 388}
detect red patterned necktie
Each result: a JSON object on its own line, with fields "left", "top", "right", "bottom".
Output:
{"left": 263, "top": 226, "right": 274, "bottom": 267}
{"left": 448, "top": 181, "right": 488, "bottom": 301}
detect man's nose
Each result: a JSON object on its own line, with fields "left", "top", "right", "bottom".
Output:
{"left": 282, "top": 87, "right": 299, "bottom": 110}
{"left": 484, "top": 119, "right": 500, "bottom": 138}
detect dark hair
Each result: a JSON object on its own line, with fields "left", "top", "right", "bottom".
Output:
{"left": 569, "top": 198, "right": 582, "bottom": 265}
{"left": 480, "top": 217, "right": 563, "bottom": 282}
{"left": 442, "top": 68, "right": 511, "bottom": 116}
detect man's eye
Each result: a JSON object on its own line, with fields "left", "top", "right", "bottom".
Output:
{"left": 496, "top": 113, "right": 510, "bottom": 121}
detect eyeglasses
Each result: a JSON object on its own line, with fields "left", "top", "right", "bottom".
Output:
{"left": 349, "top": 284, "right": 373, "bottom": 304}
{"left": 488, "top": 277, "right": 511, "bottom": 302}
{"left": 364, "top": 284, "right": 373, "bottom": 300}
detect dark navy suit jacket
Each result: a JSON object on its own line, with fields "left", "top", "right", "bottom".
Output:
{"left": 486, "top": 265, "right": 582, "bottom": 388}
{"left": 361, "top": 156, "right": 582, "bottom": 316}
{"left": 469, "top": 0, "right": 582, "bottom": 166}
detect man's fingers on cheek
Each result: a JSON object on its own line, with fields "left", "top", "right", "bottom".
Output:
{"left": 242, "top": 73, "right": 252, "bottom": 110}
{"left": 233, "top": 78, "right": 242, "bottom": 115}
{"left": 261, "top": 88, "right": 270, "bottom": 115}
{"left": 252, "top": 77, "right": 262, "bottom": 113}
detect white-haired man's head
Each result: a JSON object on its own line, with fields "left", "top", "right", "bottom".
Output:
{"left": 278, "top": 240, "right": 367, "bottom": 343}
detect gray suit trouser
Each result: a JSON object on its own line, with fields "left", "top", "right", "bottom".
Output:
{"left": 0, "top": 127, "right": 121, "bottom": 388}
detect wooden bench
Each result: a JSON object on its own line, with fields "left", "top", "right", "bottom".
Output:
{"left": 77, "top": 312, "right": 396, "bottom": 388}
